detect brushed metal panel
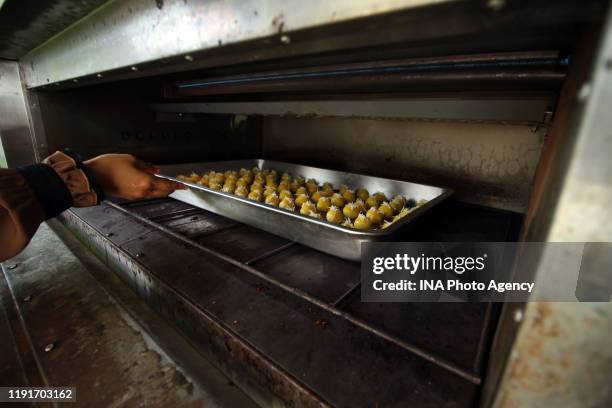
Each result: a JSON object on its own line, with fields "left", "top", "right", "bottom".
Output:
{"left": 20, "top": 0, "right": 452, "bottom": 88}
{"left": 0, "top": 60, "right": 36, "bottom": 167}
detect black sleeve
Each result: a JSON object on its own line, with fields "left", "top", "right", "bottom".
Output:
{"left": 16, "top": 163, "right": 74, "bottom": 219}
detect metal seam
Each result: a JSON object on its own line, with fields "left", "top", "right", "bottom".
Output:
{"left": 244, "top": 242, "right": 295, "bottom": 265}
{"left": 59, "top": 211, "right": 330, "bottom": 407}
{"left": 331, "top": 283, "right": 362, "bottom": 308}
{"left": 104, "top": 201, "right": 482, "bottom": 385}
{"left": 1, "top": 266, "right": 58, "bottom": 407}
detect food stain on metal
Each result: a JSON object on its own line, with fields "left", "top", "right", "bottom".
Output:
{"left": 271, "top": 13, "right": 285, "bottom": 33}
{"left": 495, "top": 302, "right": 612, "bottom": 406}
{"left": 315, "top": 319, "right": 328, "bottom": 329}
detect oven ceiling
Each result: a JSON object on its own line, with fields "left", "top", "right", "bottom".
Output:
{"left": 16, "top": 0, "right": 609, "bottom": 89}
{"left": 0, "top": 0, "right": 106, "bottom": 60}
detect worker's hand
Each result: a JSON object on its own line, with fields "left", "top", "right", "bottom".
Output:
{"left": 84, "top": 154, "right": 186, "bottom": 200}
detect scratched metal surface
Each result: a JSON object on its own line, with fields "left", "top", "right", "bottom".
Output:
{"left": 112, "top": 229, "right": 481, "bottom": 407}
{"left": 62, "top": 197, "right": 524, "bottom": 405}
{"left": 0, "top": 223, "right": 251, "bottom": 407}
{"left": 63, "top": 202, "right": 481, "bottom": 407}
{"left": 77, "top": 196, "right": 520, "bottom": 386}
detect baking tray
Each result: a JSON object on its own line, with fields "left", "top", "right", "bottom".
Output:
{"left": 158, "top": 160, "right": 452, "bottom": 261}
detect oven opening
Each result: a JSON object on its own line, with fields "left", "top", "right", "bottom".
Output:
{"left": 1, "top": 2, "right": 610, "bottom": 407}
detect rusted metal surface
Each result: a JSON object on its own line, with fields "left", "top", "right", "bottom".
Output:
{"left": 480, "top": 25, "right": 604, "bottom": 408}
{"left": 488, "top": 11, "right": 612, "bottom": 408}
{"left": 61, "top": 203, "right": 482, "bottom": 407}
{"left": 494, "top": 302, "right": 612, "bottom": 408}
{"left": 0, "top": 223, "right": 244, "bottom": 407}
{"left": 520, "top": 27, "right": 602, "bottom": 243}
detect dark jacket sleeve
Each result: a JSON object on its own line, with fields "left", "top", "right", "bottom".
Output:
{"left": 0, "top": 151, "right": 99, "bottom": 262}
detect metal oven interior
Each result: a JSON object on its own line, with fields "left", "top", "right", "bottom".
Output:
{"left": 1, "top": 1, "right": 611, "bottom": 407}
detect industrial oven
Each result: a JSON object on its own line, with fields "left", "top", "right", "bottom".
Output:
{"left": 1, "top": 1, "right": 611, "bottom": 407}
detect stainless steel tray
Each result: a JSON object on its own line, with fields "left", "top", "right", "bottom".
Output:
{"left": 158, "top": 160, "right": 452, "bottom": 261}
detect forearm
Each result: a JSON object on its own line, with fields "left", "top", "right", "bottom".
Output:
{"left": 0, "top": 152, "right": 100, "bottom": 262}
{"left": 0, "top": 207, "right": 28, "bottom": 261}
{"left": 0, "top": 151, "right": 181, "bottom": 262}
{"left": 0, "top": 168, "right": 46, "bottom": 261}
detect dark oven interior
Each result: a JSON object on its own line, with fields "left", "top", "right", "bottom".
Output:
{"left": 23, "top": 14, "right": 603, "bottom": 406}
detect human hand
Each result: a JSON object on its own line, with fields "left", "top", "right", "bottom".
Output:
{"left": 84, "top": 154, "right": 185, "bottom": 200}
